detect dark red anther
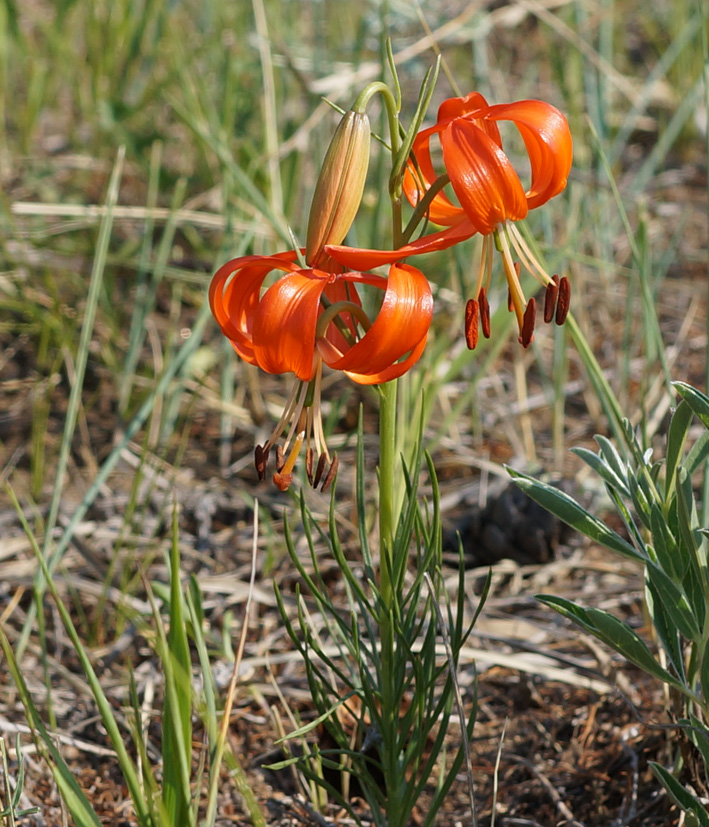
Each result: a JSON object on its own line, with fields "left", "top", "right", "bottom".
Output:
{"left": 312, "top": 452, "right": 328, "bottom": 488}
{"left": 519, "top": 297, "right": 536, "bottom": 348}
{"left": 254, "top": 444, "right": 269, "bottom": 481}
{"left": 555, "top": 276, "right": 570, "bottom": 325}
{"left": 544, "top": 275, "right": 560, "bottom": 324}
{"left": 305, "top": 447, "right": 314, "bottom": 485}
{"left": 465, "top": 299, "right": 479, "bottom": 350}
{"left": 320, "top": 454, "right": 339, "bottom": 492}
{"left": 275, "top": 444, "right": 285, "bottom": 472}
{"left": 479, "top": 288, "right": 491, "bottom": 339}
{"left": 272, "top": 471, "right": 293, "bottom": 492}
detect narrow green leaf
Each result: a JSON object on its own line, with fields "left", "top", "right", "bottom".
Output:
{"left": 627, "top": 473, "right": 652, "bottom": 529}
{"left": 644, "top": 564, "right": 700, "bottom": 643}
{"left": 594, "top": 435, "right": 629, "bottom": 486}
{"left": 509, "top": 469, "right": 643, "bottom": 561}
{"left": 538, "top": 596, "right": 683, "bottom": 689}
{"left": 675, "top": 382, "right": 709, "bottom": 432}
{"left": 162, "top": 503, "right": 193, "bottom": 826}
{"left": 666, "top": 400, "right": 694, "bottom": 495}
{"left": 276, "top": 692, "right": 358, "bottom": 742}
{"left": 262, "top": 755, "right": 304, "bottom": 771}
{"left": 676, "top": 467, "right": 701, "bottom": 556}
{"left": 585, "top": 608, "right": 682, "bottom": 687}
{"left": 686, "top": 431, "right": 709, "bottom": 477}
{"left": 571, "top": 446, "right": 630, "bottom": 496}
{"left": 651, "top": 763, "right": 709, "bottom": 827}
{"left": 650, "top": 503, "right": 686, "bottom": 582}
{"left": 674, "top": 468, "right": 708, "bottom": 630}
{"left": 644, "top": 578, "right": 685, "bottom": 682}
{"left": 536, "top": 595, "right": 596, "bottom": 633}
{"left": 146, "top": 584, "right": 192, "bottom": 827}
{"left": 391, "top": 59, "right": 440, "bottom": 189}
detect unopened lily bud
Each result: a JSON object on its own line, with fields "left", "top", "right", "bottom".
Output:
{"left": 306, "top": 110, "right": 370, "bottom": 266}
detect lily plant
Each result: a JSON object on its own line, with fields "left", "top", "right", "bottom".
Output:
{"left": 209, "top": 58, "right": 573, "bottom": 826}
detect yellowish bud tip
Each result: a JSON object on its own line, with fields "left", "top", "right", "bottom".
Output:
{"left": 305, "top": 110, "right": 371, "bottom": 266}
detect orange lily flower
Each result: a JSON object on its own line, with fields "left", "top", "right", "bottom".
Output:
{"left": 326, "top": 92, "right": 572, "bottom": 347}
{"left": 209, "top": 253, "right": 433, "bottom": 490}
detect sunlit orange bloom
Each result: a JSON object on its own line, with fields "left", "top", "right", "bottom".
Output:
{"left": 209, "top": 252, "right": 433, "bottom": 489}
{"left": 326, "top": 92, "right": 573, "bottom": 347}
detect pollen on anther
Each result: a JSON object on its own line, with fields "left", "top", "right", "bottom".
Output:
{"left": 465, "top": 299, "right": 479, "bottom": 350}
{"left": 312, "top": 453, "right": 328, "bottom": 489}
{"left": 321, "top": 455, "right": 339, "bottom": 492}
{"left": 479, "top": 288, "right": 491, "bottom": 339}
{"left": 556, "top": 276, "right": 570, "bottom": 325}
{"left": 544, "top": 275, "right": 560, "bottom": 324}
{"left": 520, "top": 297, "right": 536, "bottom": 348}
{"left": 254, "top": 444, "right": 269, "bottom": 481}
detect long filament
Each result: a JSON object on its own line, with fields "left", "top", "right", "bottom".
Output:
{"left": 311, "top": 360, "right": 330, "bottom": 460}
{"left": 496, "top": 227, "right": 526, "bottom": 329}
{"left": 507, "top": 222, "right": 553, "bottom": 285}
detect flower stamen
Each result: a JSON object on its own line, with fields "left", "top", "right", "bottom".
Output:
{"left": 506, "top": 223, "right": 553, "bottom": 286}
{"left": 496, "top": 228, "right": 526, "bottom": 330}
{"left": 544, "top": 275, "right": 560, "bottom": 324}
{"left": 254, "top": 444, "right": 270, "bottom": 481}
{"left": 556, "top": 276, "right": 571, "bottom": 325}
{"left": 479, "top": 287, "right": 491, "bottom": 339}
{"left": 313, "top": 452, "right": 328, "bottom": 488}
{"left": 465, "top": 299, "right": 479, "bottom": 350}
{"left": 320, "top": 455, "right": 339, "bottom": 492}
{"left": 520, "top": 297, "right": 536, "bottom": 348}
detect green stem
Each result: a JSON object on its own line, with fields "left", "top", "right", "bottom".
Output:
{"left": 353, "top": 81, "right": 399, "bottom": 148}
{"left": 378, "top": 378, "right": 398, "bottom": 611}
{"left": 378, "top": 375, "right": 400, "bottom": 825}
{"left": 369, "top": 66, "right": 410, "bottom": 825}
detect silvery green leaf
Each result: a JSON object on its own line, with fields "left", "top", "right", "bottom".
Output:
{"left": 509, "top": 469, "right": 644, "bottom": 561}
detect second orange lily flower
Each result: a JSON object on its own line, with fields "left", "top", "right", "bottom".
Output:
{"left": 327, "top": 92, "right": 573, "bottom": 347}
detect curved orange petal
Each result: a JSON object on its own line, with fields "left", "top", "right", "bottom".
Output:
{"left": 438, "top": 92, "right": 503, "bottom": 147}
{"left": 441, "top": 118, "right": 528, "bottom": 234}
{"left": 209, "top": 251, "right": 299, "bottom": 364}
{"left": 252, "top": 268, "right": 333, "bottom": 381}
{"left": 343, "top": 334, "right": 429, "bottom": 385}
{"left": 485, "top": 100, "right": 572, "bottom": 209}
{"left": 325, "top": 217, "right": 476, "bottom": 269}
{"left": 403, "top": 125, "right": 464, "bottom": 226}
{"left": 438, "top": 91, "right": 490, "bottom": 122}
{"left": 322, "top": 263, "right": 433, "bottom": 383}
